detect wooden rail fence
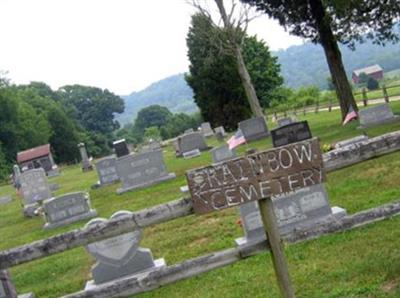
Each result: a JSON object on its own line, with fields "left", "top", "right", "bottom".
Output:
{"left": 1, "top": 130, "right": 400, "bottom": 297}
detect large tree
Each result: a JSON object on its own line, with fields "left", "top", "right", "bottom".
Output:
{"left": 58, "top": 85, "right": 124, "bottom": 135}
{"left": 186, "top": 13, "right": 282, "bottom": 130}
{"left": 241, "top": 0, "right": 400, "bottom": 120}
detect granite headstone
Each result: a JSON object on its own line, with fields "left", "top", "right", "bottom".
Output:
{"left": 42, "top": 192, "right": 97, "bottom": 229}
{"left": 271, "top": 121, "right": 312, "bottom": 147}
{"left": 116, "top": 150, "right": 176, "bottom": 194}
{"left": 78, "top": 143, "right": 93, "bottom": 172}
{"left": 85, "top": 211, "right": 166, "bottom": 287}
{"left": 95, "top": 156, "right": 120, "bottom": 186}
{"left": 201, "top": 122, "right": 214, "bottom": 137}
{"left": 358, "top": 104, "right": 399, "bottom": 128}
{"left": 238, "top": 117, "right": 269, "bottom": 142}
{"left": 211, "top": 145, "right": 236, "bottom": 163}
{"left": 277, "top": 117, "right": 295, "bottom": 127}
{"left": 113, "top": 139, "right": 130, "bottom": 158}
{"left": 177, "top": 132, "right": 209, "bottom": 156}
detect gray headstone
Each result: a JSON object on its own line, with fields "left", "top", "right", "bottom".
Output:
{"left": 271, "top": 121, "right": 312, "bottom": 147}
{"left": 334, "top": 135, "right": 369, "bottom": 149}
{"left": 12, "top": 165, "right": 21, "bottom": 188}
{"left": 359, "top": 104, "right": 399, "bottom": 128}
{"left": 95, "top": 156, "right": 120, "bottom": 186}
{"left": 183, "top": 149, "right": 201, "bottom": 159}
{"left": 211, "top": 145, "right": 236, "bottom": 163}
{"left": 238, "top": 117, "right": 269, "bottom": 142}
{"left": 214, "top": 126, "right": 226, "bottom": 142}
{"left": 85, "top": 211, "right": 166, "bottom": 285}
{"left": 178, "top": 132, "right": 208, "bottom": 155}
{"left": 19, "top": 168, "right": 51, "bottom": 206}
{"left": 201, "top": 122, "right": 214, "bottom": 137}
{"left": 236, "top": 184, "right": 345, "bottom": 246}
{"left": 277, "top": 117, "right": 295, "bottom": 127}
{"left": 113, "top": 139, "right": 130, "bottom": 158}
{"left": 78, "top": 143, "right": 93, "bottom": 171}
{"left": 0, "top": 195, "right": 12, "bottom": 205}
{"left": 42, "top": 192, "right": 97, "bottom": 229}
{"left": 116, "top": 150, "right": 176, "bottom": 194}
{"left": 184, "top": 128, "right": 194, "bottom": 134}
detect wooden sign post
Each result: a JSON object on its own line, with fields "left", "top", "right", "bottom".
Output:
{"left": 186, "top": 138, "right": 326, "bottom": 298}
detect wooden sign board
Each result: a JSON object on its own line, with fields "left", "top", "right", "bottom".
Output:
{"left": 186, "top": 138, "right": 326, "bottom": 214}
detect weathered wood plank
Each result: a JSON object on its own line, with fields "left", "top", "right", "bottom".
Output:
{"left": 63, "top": 201, "right": 400, "bottom": 298}
{"left": 323, "top": 130, "right": 400, "bottom": 172}
{"left": 0, "top": 198, "right": 193, "bottom": 269}
{"left": 1, "top": 131, "right": 400, "bottom": 270}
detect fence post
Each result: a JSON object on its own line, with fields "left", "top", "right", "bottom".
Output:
{"left": 382, "top": 85, "right": 389, "bottom": 103}
{"left": 315, "top": 100, "right": 319, "bottom": 113}
{"left": 328, "top": 98, "right": 332, "bottom": 112}
{"left": 0, "top": 270, "right": 18, "bottom": 298}
{"left": 362, "top": 88, "right": 368, "bottom": 106}
{"left": 284, "top": 110, "right": 287, "bottom": 117}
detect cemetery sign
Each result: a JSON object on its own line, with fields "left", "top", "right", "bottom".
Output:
{"left": 186, "top": 138, "right": 325, "bottom": 214}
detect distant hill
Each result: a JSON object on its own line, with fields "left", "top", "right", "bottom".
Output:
{"left": 117, "top": 40, "right": 400, "bottom": 124}
{"left": 117, "top": 74, "right": 197, "bottom": 124}
{"left": 274, "top": 39, "right": 400, "bottom": 89}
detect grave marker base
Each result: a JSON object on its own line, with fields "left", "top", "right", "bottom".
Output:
{"left": 234, "top": 206, "right": 347, "bottom": 247}
{"left": 84, "top": 258, "right": 166, "bottom": 290}
{"left": 117, "top": 173, "right": 176, "bottom": 194}
{"left": 43, "top": 209, "right": 97, "bottom": 230}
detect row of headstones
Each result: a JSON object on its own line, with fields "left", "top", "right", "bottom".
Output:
{"left": 13, "top": 166, "right": 97, "bottom": 229}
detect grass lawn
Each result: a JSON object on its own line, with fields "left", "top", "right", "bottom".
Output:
{"left": 1, "top": 101, "right": 400, "bottom": 297}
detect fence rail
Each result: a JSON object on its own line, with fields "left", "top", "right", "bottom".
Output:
{"left": 272, "top": 84, "right": 400, "bottom": 119}
{"left": 1, "top": 130, "right": 400, "bottom": 297}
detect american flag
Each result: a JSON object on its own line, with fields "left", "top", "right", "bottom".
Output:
{"left": 227, "top": 129, "right": 246, "bottom": 150}
{"left": 342, "top": 105, "right": 358, "bottom": 126}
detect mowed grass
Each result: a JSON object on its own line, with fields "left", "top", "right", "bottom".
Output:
{"left": 1, "top": 101, "right": 400, "bottom": 297}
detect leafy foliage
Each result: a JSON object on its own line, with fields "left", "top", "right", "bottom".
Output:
{"left": 185, "top": 13, "right": 282, "bottom": 130}
{"left": 367, "top": 77, "right": 380, "bottom": 90}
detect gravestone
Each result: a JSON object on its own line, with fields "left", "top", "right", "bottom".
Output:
{"left": 0, "top": 195, "right": 12, "bottom": 205}
{"left": 183, "top": 149, "right": 201, "bottom": 159}
{"left": 271, "top": 121, "right": 312, "bottom": 147}
{"left": 78, "top": 143, "right": 93, "bottom": 172}
{"left": 12, "top": 165, "right": 21, "bottom": 189}
{"left": 0, "top": 270, "right": 35, "bottom": 298}
{"left": 177, "top": 132, "right": 209, "bottom": 156}
{"left": 184, "top": 128, "right": 194, "bottom": 134}
{"left": 19, "top": 169, "right": 52, "bottom": 217}
{"left": 42, "top": 192, "right": 97, "bottom": 229}
{"left": 95, "top": 156, "right": 120, "bottom": 187}
{"left": 235, "top": 184, "right": 346, "bottom": 246}
{"left": 358, "top": 103, "right": 399, "bottom": 128}
{"left": 85, "top": 211, "right": 166, "bottom": 288}
{"left": 277, "top": 117, "right": 295, "bottom": 127}
{"left": 116, "top": 150, "right": 176, "bottom": 194}
{"left": 201, "top": 122, "right": 214, "bottom": 137}
{"left": 334, "top": 135, "right": 369, "bottom": 149}
{"left": 113, "top": 139, "right": 130, "bottom": 158}
{"left": 238, "top": 116, "right": 269, "bottom": 142}
{"left": 214, "top": 126, "right": 226, "bottom": 142}
{"left": 211, "top": 145, "right": 236, "bottom": 163}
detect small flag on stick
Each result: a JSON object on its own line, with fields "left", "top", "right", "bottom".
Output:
{"left": 227, "top": 129, "right": 246, "bottom": 150}
{"left": 342, "top": 106, "right": 358, "bottom": 126}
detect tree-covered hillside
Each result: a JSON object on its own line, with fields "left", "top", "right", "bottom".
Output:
{"left": 118, "top": 74, "right": 197, "bottom": 124}
{"left": 275, "top": 39, "right": 400, "bottom": 89}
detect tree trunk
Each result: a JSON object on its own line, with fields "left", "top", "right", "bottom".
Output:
{"left": 214, "top": 0, "right": 264, "bottom": 118}
{"left": 309, "top": 0, "right": 358, "bottom": 120}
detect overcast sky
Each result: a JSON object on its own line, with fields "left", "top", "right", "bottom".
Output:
{"left": 0, "top": 0, "right": 304, "bottom": 95}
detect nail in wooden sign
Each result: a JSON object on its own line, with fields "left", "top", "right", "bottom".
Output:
{"left": 186, "top": 138, "right": 325, "bottom": 214}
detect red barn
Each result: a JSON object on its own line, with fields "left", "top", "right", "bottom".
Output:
{"left": 17, "top": 144, "right": 59, "bottom": 176}
{"left": 352, "top": 64, "right": 383, "bottom": 84}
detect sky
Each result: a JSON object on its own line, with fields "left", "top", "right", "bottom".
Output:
{"left": 0, "top": 0, "right": 303, "bottom": 95}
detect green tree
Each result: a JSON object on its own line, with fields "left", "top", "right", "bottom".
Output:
{"left": 134, "top": 105, "right": 172, "bottom": 133}
{"left": 242, "top": 0, "right": 400, "bottom": 120}
{"left": 58, "top": 85, "right": 124, "bottom": 134}
{"left": 0, "top": 143, "right": 9, "bottom": 181}
{"left": 47, "top": 105, "right": 80, "bottom": 163}
{"left": 144, "top": 126, "right": 161, "bottom": 142}
{"left": 186, "top": 13, "right": 282, "bottom": 130}
{"left": 367, "top": 77, "right": 379, "bottom": 90}
{"left": 358, "top": 72, "right": 369, "bottom": 84}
